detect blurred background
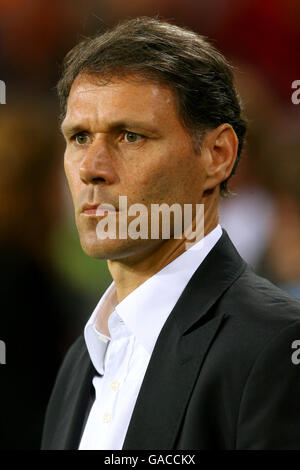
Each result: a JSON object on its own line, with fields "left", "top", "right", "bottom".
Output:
{"left": 0, "top": 0, "right": 299, "bottom": 449}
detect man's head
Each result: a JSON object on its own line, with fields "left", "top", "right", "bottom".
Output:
{"left": 59, "top": 17, "right": 246, "bottom": 261}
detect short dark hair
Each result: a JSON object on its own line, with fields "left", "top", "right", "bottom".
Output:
{"left": 57, "top": 16, "right": 247, "bottom": 196}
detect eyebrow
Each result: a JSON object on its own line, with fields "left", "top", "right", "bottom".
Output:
{"left": 60, "top": 124, "right": 84, "bottom": 137}
{"left": 61, "top": 119, "right": 159, "bottom": 137}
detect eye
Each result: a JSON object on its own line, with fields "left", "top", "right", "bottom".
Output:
{"left": 123, "top": 131, "right": 143, "bottom": 143}
{"left": 72, "top": 132, "right": 89, "bottom": 145}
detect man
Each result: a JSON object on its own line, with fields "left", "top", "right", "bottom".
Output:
{"left": 41, "top": 17, "right": 300, "bottom": 450}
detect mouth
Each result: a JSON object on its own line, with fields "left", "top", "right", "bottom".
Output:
{"left": 81, "top": 203, "right": 118, "bottom": 216}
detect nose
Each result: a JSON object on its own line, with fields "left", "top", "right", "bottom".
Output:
{"left": 79, "top": 137, "right": 117, "bottom": 185}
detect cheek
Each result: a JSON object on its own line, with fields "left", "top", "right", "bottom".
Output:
{"left": 64, "top": 158, "right": 80, "bottom": 200}
{"left": 130, "top": 147, "right": 204, "bottom": 205}
{"left": 123, "top": 150, "right": 188, "bottom": 204}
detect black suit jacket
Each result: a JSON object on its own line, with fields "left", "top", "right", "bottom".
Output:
{"left": 41, "top": 230, "right": 300, "bottom": 449}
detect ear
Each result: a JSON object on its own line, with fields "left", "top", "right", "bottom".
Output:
{"left": 202, "top": 124, "right": 239, "bottom": 192}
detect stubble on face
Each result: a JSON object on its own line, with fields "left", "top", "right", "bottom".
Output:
{"left": 62, "top": 74, "right": 207, "bottom": 263}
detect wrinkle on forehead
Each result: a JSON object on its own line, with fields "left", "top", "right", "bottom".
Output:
{"left": 69, "top": 71, "right": 175, "bottom": 101}
{"left": 64, "top": 74, "right": 179, "bottom": 132}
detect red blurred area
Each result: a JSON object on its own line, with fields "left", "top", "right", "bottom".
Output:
{"left": 0, "top": 0, "right": 300, "bottom": 449}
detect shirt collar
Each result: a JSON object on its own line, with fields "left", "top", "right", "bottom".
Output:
{"left": 84, "top": 283, "right": 117, "bottom": 375}
{"left": 84, "top": 224, "right": 222, "bottom": 374}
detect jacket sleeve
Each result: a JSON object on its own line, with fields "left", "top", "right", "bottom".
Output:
{"left": 236, "top": 320, "right": 300, "bottom": 449}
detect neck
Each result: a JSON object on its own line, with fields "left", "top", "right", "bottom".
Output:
{"left": 108, "top": 192, "right": 219, "bottom": 303}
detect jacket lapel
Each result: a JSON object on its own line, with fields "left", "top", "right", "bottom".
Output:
{"left": 49, "top": 339, "right": 96, "bottom": 450}
{"left": 123, "top": 230, "right": 247, "bottom": 449}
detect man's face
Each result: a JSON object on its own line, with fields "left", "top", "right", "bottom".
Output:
{"left": 61, "top": 74, "right": 208, "bottom": 260}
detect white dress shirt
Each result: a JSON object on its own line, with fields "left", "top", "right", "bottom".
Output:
{"left": 78, "top": 224, "right": 222, "bottom": 450}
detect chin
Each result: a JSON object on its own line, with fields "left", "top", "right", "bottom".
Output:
{"left": 79, "top": 232, "right": 162, "bottom": 261}
{"left": 80, "top": 237, "right": 121, "bottom": 259}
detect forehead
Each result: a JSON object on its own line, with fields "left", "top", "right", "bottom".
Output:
{"left": 62, "top": 74, "right": 181, "bottom": 131}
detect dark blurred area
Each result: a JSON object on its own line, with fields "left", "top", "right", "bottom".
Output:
{"left": 0, "top": 100, "right": 100, "bottom": 449}
{"left": 0, "top": 0, "right": 299, "bottom": 449}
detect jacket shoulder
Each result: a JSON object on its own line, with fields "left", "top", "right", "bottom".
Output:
{"left": 211, "top": 265, "right": 300, "bottom": 392}
{"left": 226, "top": 265, "right": 300, "bottom": 327}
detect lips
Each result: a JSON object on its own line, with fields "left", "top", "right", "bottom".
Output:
{"left": 81, "top": 202, "right": 117, "bottom": 216}
{"left": 82, "top": 203, "right": 99, "bottom": 214}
